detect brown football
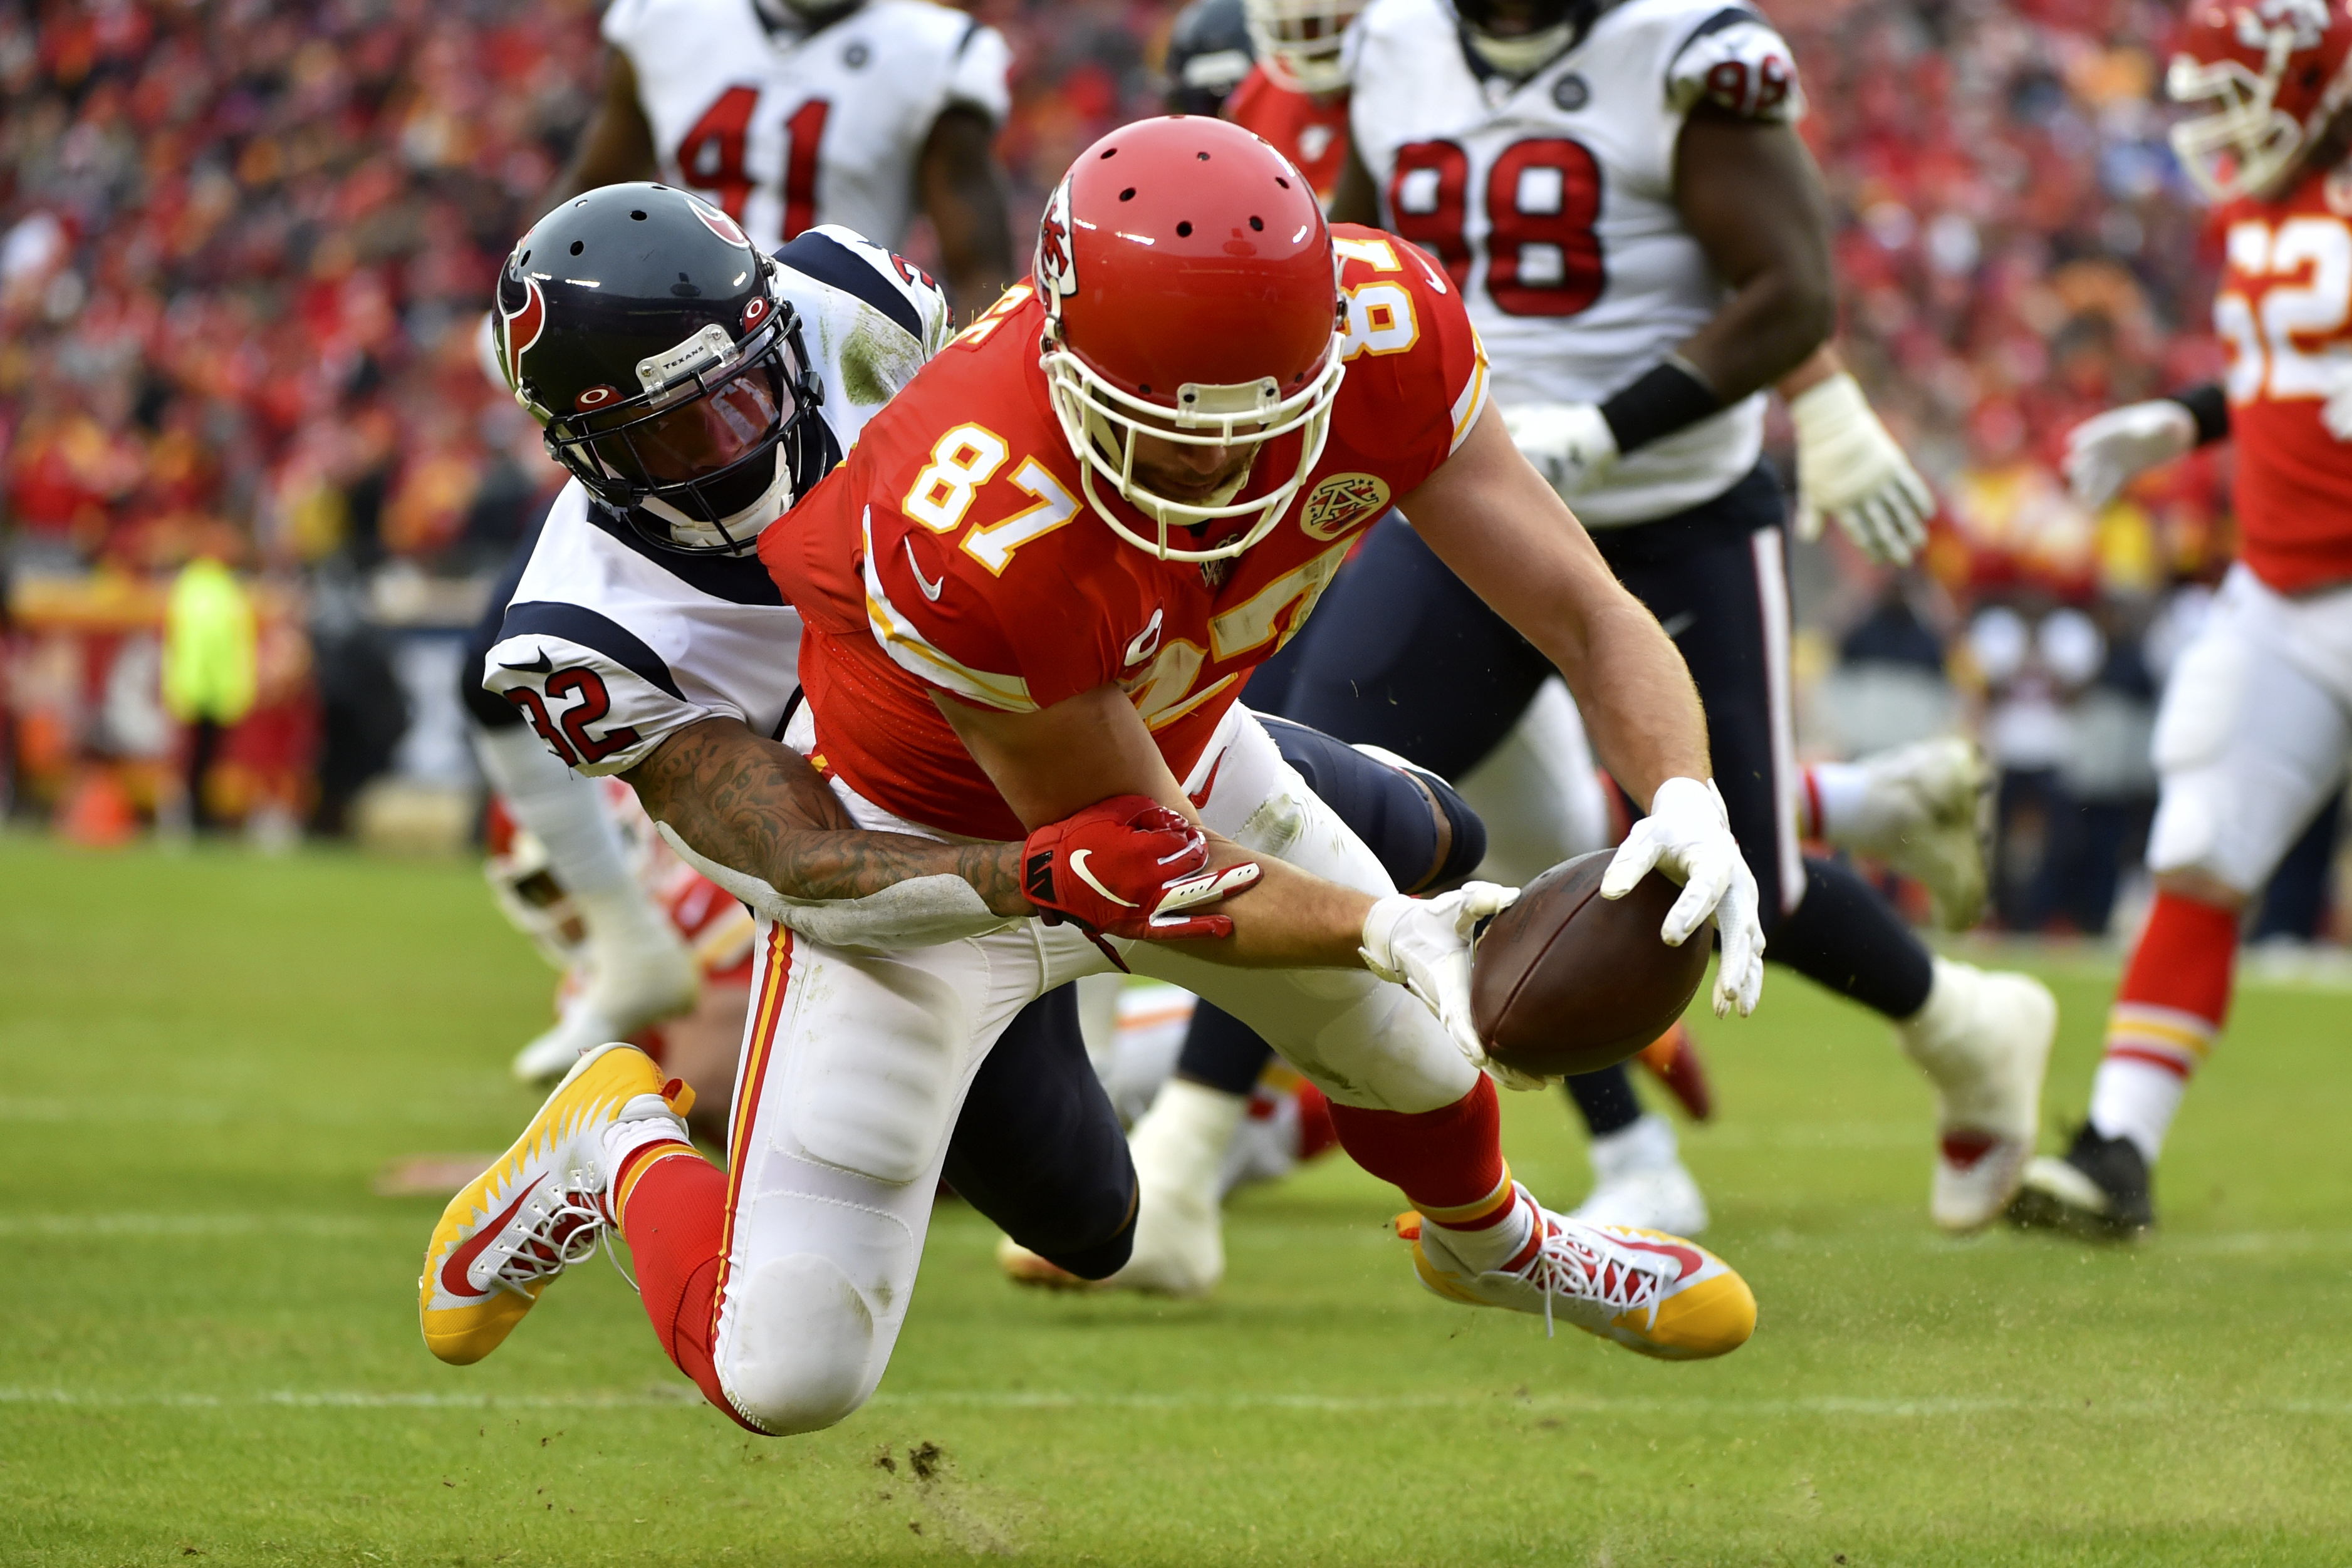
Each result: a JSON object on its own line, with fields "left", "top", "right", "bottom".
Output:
{"left": 1470, "top": 850, "right": 1710, "bottom": 1079}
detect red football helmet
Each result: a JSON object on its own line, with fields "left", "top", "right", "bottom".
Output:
{"left": 1035, "top": 116, "right": 1345, "bottom": 561}
{"left": 2169, "top": 0, "right": 2352, "bottom": 200}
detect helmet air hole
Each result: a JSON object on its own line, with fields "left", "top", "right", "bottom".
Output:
{"left": 1249, "top": 216, "right": 1263, "bottom": 231}
{"left": 1197, "top": 151, "right": 1210, "bottom": 161}
{"left": 1276, "top": 175, "right": 1291, "bottom": 189}
{"left": 1120, "top": 187, "right": 1136, "bottom": 200}
{"left": 630, "top": 210, "right": 647, "bottom": 221}
{"left": 519, "top": 250, "right": 530, "bottom": 264}
{"left": 1100, "top": 147, "right": 1118, "bottom": 158}
{"left": 570, "top": 240, "right": 584, "bottom": 255}
{"left": 1177, "top": 221, "right": 1192, "bottom": 237}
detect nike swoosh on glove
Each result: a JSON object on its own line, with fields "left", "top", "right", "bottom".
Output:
{"left": 2060, "top": 399, "right": 2195, "bottom": 508}
{"left": 1601, "top": 777, "right": 1764, "bottom": 1018}
{"left": 1501, "top": 401, "right": 1618, "bottom": 499}
{"left": 1022, "top": 795, "right": 1262, "bottom": 943}
{"left": 1360, "top": 882, "right": 1544, "bottom": 1090}
{"left": 1789, "top": 371, "right": 1935, "bottom": 567}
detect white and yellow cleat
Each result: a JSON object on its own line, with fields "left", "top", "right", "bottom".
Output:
{"left": 1396, "top": 1189, "right": 1756, "bottom": 1361}
{"left": 419, "top": 1042, "right": 690, "bottom": 1366}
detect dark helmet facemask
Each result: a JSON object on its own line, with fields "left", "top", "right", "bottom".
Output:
{"left": 541, "top": 295, "right": 824, "bottom": 555}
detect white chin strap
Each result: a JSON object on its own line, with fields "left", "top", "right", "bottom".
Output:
{"left": 1465, "top": 19, "right": 1574, "bottom": 76}
{"left": 638, "top": 449, "right": 793, "bottom": 555}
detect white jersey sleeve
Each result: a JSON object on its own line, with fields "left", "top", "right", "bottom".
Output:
{"left": 1662, "top": 8, "right": 1806, "bottom": 122}
{"left": 771, "top": 223, "right": 952, "bottom": 449}
{"left": 942, "top": 18, "right": 1012, "bottom": 124}
{"left": 482, "top": 485, "right": 805, "bottom": 776}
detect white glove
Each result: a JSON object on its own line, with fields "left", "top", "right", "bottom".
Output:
{"left": 2061, "top": 400, "right": 2195, "bottom": 508}
{"left": 2323, "top": 370, "right": 2352, "bottom": 441}
{"left": 1789, "top": 371, "right": 1935, "bottom": 566}
{"left": 1360, "top": 881, "right": 1544, "bottom": 1090}
{"left": 1502, "top": 401, "right": 1618, "bottom": 499}
{"left": 1601, "top": 777, "right": 1764, "bottom": 1018}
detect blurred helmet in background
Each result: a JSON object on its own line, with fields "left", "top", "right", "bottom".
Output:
{"left": 2168, "top": 0, "right": 2352, "bottom": 201}
{"left": 1244, "top": 0, "right": 1368, "bottom": 95}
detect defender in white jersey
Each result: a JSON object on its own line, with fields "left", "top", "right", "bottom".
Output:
{"left": 1308, "top": 0, "right": 2051, "bottom": 1232}
{"left": 553, "top": 0, "right": 1014, "bottom": 316}
{"left": 425, "top": 185, "right": 1158, "bottom": 1393}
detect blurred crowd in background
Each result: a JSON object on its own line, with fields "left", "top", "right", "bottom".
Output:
{"left": 0, "top": 0, "right": 2340, "bottom": 944}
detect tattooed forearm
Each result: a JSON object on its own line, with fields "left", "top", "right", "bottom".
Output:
{"left": 623, "top": 717, "right": 1032, "bottom": 918}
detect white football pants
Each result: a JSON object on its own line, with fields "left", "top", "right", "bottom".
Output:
{"left": 2145, "top": 564, "right": 2352, "bottom": 896}
{"left": 707, "top": 704, "right": 1477, "bottom": 1435}
{"left": 1454, "top": 674, "right": 1616, "bottom": 883}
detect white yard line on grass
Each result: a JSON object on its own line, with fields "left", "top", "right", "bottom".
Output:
{"left": 3, "top": 1386, "right": 2348, "bottom": 1418}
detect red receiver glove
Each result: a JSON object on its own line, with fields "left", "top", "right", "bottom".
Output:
{"left": 1021, "top": 796, "right": 1263, "bottom": 952}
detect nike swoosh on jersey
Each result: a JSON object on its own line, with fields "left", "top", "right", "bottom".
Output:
{"left": 497, "top": 647, "right": 554, "bottom": 674}
{"left": 903, "top": 539, "right": 946, "bottom": 602}
{"left": 439, "top": 1186, "right": 538, "bottom": 1300}
{"left": 1068, "top": 849, "right": 1140, "bottom": 908}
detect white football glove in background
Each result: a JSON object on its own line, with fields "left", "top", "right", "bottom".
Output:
{"left": 1502, "top": 401, "right": 1619, "bottom": 499}
{"left": 2322, "top": 370, "right": 2352, "bottom": 442}
{"left": 1360, "top": 881, "right": 1544, "bottom": 1090}
{"left": 2061, "top": 400, "right": 2195, "bottom": 508}
{"left": 1601, "top": 777, "right": 1764, "bottom": 1017}
{"left": 1789, "top": 371, "right": 1935, "bottom": 566}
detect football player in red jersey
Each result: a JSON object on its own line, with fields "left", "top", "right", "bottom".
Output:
{"left": 2017, "top": 0, "right": 2352, "bottom": 1237}
{"left": 723, "top": 117, "right": 1763, "bottom": 1433}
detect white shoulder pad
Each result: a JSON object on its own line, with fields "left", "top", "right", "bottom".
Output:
{"left": 801, "top": 222, "right": 954, "bottom": 356}
{"left": 1663, "top": 8, "right": 1806, "bottom": 122}
{"left": 943, "top": 20, "right": 1012, "bottom": 126}
{"left": 600, "top": 0, "right": 654, "bottom": 51}
{"left": 652, "top": 822, "right": 1020, "bottom": 952}
{"left": 481, "top": 633, "right": 711, "bottom": 777}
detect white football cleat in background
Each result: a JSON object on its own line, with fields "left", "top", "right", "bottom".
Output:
{"left": 1819, "top": 738, "right": 1992, "bottom": 931}
{"left": 1570, "top": 1113, "right": 1709, "bottom": 1237}
{"left": 1897, "top": 957, "right": 2057, "bottom": 1232}
{"left": 512, "top": 887, "right": 700, "bottom": 1085}
{"left": 1106, "top": 1078, "right": 1244, "bottom": 1297}
{"left": 1402, "top": 1188, "right": 1754, "bottom": 1360}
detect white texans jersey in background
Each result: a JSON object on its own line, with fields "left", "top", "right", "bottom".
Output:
{"left": 482, "top": 226, "right": 952, "bottom": 776}
{"left": 606, "top": 0, "right": 1012, "bottom": 252}
{"left": 1348, "top": 0, "right": 1806, "bottom": 525}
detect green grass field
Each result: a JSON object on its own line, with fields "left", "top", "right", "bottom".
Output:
{"left": 4, "top": 834, "right": 2350, "bottom": 1567}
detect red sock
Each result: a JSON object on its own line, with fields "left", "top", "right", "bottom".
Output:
{"left": 615, "top": 1146, "right": 762, "bottom": 1433}
{"left": 1326, "top": 1077, "right": 1512, "bottom": 1223}
{"left": 2091, "top": 891, "right": 2237, "bottom": 1158}
{"left": 2117, "top": 892, "right": 2236, "bottom": 1022}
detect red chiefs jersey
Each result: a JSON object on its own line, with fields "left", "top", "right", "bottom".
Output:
{"left": 1225, "top": 66, "right": 1351, "bottom": 208}
{"left": 762, "top": 226, "right": 1491, "bottom": 840}
{"left": 2214, "top": 165, "right": 2352, "bottom": 591}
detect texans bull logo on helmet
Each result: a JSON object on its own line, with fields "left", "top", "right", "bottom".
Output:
{"left": 496, "top": 262, "right": 548, "bottom": 413}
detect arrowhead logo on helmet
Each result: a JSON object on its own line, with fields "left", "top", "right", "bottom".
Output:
{"left": 1035, "top": 175, "right": 1080, "bottom": 316}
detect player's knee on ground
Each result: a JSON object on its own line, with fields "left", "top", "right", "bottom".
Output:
{"left": 717, "top": 1254, "right": 880, "bottom": 1436}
